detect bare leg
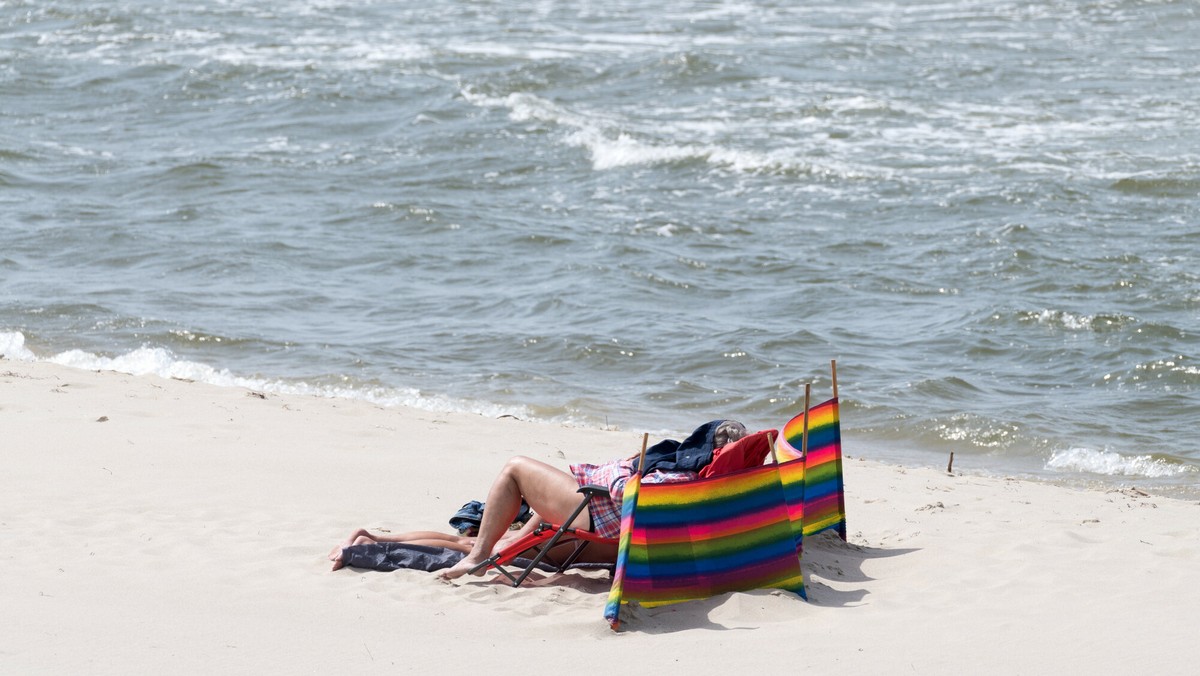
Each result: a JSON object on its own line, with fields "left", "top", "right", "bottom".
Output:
{"left": 439, "top": 456, "right": 589, "bottom": 580}
{"left": 496, "top": 513, "right": 542, "bottom": 550}
{"left": 329, "top": 528, "right": 374, "bottom": 559}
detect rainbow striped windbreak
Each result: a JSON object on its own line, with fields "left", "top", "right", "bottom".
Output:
{"left": 604, "top": 458, "right": 807, "bottom": 630}
{"left": 775, "top": 397, "right": 840, "bottom": 462}
{"left": 775, "top": 397, "right": 848, "bottom": 539}
{"left": 605, "top": 397, "right": 848, "bottom": 629}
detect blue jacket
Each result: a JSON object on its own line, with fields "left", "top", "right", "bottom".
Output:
{"left": 632, "top": 419, "right": 731, "bottom": 475}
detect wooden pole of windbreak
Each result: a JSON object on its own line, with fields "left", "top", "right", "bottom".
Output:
{"left": 831, "top": 359, "right": 839, "bottom": 400}
{"left": 801, "top": 383, "right": 811, "bottom": 458}
{"left": 636, "top": 432, "right": 649, "bottom": 477}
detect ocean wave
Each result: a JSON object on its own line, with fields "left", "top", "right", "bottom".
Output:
{"left": 1018, "top": 309, "right": 1137, "bottom": 332}
{"left": 1111, "top": 175, "right": 1200, "bottom": 198}
{"left": 931, "top": 412, "right": 1021, "bottom": 450}
{"left": 460, "top": 89, "right": 881, "bottom": 178}
{"left": 1103, "top": 358, "right": 1200, "bottom": 387}
{"left": 0, "top": 331, "right": 532, "bottom": 422}
{"left": 0, "top": 331, "right": 36, "bottom": 361}
{"left": 576, "top": 132, "right": 874, "bottom": 178}
{"left": 1045, "top": 447, "right": 1195, "bottom": 479}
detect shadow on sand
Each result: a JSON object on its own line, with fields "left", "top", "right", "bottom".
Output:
{"left": 620, "top": 531, "right": 919, "bottom": 633}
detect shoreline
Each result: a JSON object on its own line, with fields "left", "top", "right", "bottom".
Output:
{"left": 4, "top": 334, "right": 1195, "bottom": 501}
{"left": 2, "top": 359, "right": 1198, "bottom": 674}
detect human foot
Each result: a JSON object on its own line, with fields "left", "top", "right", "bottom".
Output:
{"left": 438, "top": 554, "right": 487, "bottom": 581}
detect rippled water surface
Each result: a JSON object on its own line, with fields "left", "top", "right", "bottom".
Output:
{"left": 3, "top": 0, "right": 1198, "bottom": 494}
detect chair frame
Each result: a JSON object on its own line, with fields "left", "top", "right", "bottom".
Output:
{"left": 467, "top": 484, "right": 615, "bottom": 587}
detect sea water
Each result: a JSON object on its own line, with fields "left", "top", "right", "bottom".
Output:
{"left": 2, "top": 0, "right": 1198, "bottom": 496}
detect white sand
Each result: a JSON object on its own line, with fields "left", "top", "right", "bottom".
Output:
{"left": 2, "top": 359, "right": 1198, "bottom": 674}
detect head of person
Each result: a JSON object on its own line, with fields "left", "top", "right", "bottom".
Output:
{"left": 712, "top": 420, "right": 748, "bottom": 448}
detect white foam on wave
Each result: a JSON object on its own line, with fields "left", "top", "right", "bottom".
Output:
{"left": 1023, "top": 309, "right": 1133, "bottom": 332}
{"left": 0, "top": 331, "right": 531, "bottom": 421}
{"left": 0, "top": 331, "right": 36, "bottom": 361}
{"left": 572, "top": 131, "right": 700, "bottom": 170}
{"left": 1032, "top": 309, "right": 1096, "bottom": 331}
{"left": 466, "top": 90, "right": 877, "bottom": 177}
{"left": 1046, "top": 447, "right": 1194, "bottom": 479}
{"left": 445, "top": 41, "right": 579, "bottom": 60}
{"left": 37, "top": 21, "right": 434, "bottom": 71}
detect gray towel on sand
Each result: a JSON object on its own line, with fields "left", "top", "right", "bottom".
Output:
{"left": 339, "top": 542, "right": 615, "bottom": 575}
{"left": 339, "top": 543, "right": 466, "bottom": 572}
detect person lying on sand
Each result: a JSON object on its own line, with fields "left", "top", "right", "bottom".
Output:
{"left": 328, "top": 419, "right": 768, "bottom": 578}
{"left": 327, "top": 519, "right": 608, "bottom": 572}
{"left": 438, "top": 419, "right": 750, "bottom": 581}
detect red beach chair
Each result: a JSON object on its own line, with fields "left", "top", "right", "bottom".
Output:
{"left": 467, "top": 485, "right": 617, "bottom": 587}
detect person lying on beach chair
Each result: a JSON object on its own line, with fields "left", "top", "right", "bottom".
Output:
{"left": 327, "top": 513, "right": 613, "bottom": 572}
{"left": 328, "top": 423, "right": 782, "bottom": 578}
{"left": 438, "top": 418, "right": 752, "bottom": 580}
{"left": 327, "top": 501, "right": 533, "bottom": 569}
{"left": 329, "top": 515, "right": 633, "bottom": 575}
{"left": 327, "top": 419, "right": 780, "bottom": 577}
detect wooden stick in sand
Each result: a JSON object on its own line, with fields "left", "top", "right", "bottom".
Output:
{"left": 801, "top": 382, "right": 811, "bottom": 457}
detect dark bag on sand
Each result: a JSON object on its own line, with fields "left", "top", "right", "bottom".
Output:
{"left": 448, "top": 499, "right": 532, "bottom": 535}
{"left": 338, "top": 543, "right": 466, "bottom": 572}
{"left": 338, "top": 542, "right": 580, "bottom": 574}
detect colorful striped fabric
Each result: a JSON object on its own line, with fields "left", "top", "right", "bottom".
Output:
{"left": 604, "top": 471, "right": 641, "bottom": 629}
{"left": 774, "top": 397, "right": 848, "bottom": 539}
{"left": 604, "top": 458, "right": 806, "bottom": 630}
{"left": 774, "top": 397, "right": 840, "bottom": 462}
{"left": 605, "top": 397, "right": 849, "bottom": 629}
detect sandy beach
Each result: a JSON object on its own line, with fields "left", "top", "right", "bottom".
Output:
{"left": 2, "top": 358, "right": 1197, "bottom": 674}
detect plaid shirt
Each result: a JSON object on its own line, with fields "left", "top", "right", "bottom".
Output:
{"left": 570, "top": 458, "right": 696, "bottom": 539}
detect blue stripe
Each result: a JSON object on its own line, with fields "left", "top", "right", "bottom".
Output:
{"left": 804, "top": 476, "right": 841, "bottom": 500}
{"left": 625, "top": 535, "right": 798, "bottom": 577}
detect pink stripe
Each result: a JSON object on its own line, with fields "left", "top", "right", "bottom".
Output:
{"left": 804, "top": 444, "right": 839, "bottom": 467}
{"left": 629, "top": 508, "right": 789, "bottom": 545}
{"left": 786, "top": 502, "right": 804, "bottom": 522}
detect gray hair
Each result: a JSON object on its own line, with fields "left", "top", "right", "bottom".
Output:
{"left": 713, "top": 420, "right": 748, "bottom": 448}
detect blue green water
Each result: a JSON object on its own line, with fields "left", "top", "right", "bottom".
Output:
{"left": 3, "top": 0, "right": 1198, "bottom": 495}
